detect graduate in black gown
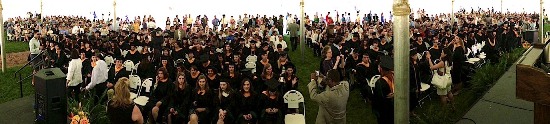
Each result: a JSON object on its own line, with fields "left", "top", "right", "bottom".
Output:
{"left": 371, "top": 56, "right": 395, "bottom": 124}
{"left": 149, "top": 67, "right": 174, "bottom": 123}
{"left": 235, "top": 78, "right": 260, "bottom": 124}
{"left": 190, "top": 75, "right": 214, "bottom": 124}
{"left": 106, "top": 58, "right": 130, "bottom": 89}
{"left": 214, "top": 79, "right": 237, "bottom": 124}
{"left": 167, "top": 73, "right": 192, "bottom": 124}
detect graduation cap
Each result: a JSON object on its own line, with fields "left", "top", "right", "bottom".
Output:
{"left": 379, "top": 55, "right": 394, "bottom": 71}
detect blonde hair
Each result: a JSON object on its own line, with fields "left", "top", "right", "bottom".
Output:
{"left": 110, "top": 77, "right": 132, "bottom": 108}
{"left": 321, "top": 46, "right": 332, "bottom": 59}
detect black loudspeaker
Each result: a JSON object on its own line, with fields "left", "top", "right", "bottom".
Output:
{"left": 34, "top": 68, "right": 67, "bottom": 124}
{"left": 525, "top": 30, "right": 539, "bottom": 43}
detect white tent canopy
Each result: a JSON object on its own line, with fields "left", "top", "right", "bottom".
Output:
{"left": 2, "top": 0, "right": 548, "bottom": 26}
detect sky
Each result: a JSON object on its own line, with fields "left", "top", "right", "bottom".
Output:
{"left": 2, "top": 0, "right": 548, "bottom": 26}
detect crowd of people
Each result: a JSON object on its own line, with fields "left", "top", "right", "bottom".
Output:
{"left": 7, "top": 6, "right": 538, "bottom": 123}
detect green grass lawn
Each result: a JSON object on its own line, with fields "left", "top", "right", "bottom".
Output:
{"left": 284, "top": 35, "right": 526, "bottom": 124}
{"left": 4, "top": 41, "right": 29, "bottom": 53}
{"left": 283, "top": 36, "right": 376, "bottom": 124}
{"left": 0, "top": 66, "right": 34, "bottom": 104}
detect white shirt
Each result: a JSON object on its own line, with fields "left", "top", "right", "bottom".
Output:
{"left": 269, "top": 35, "right": 279, "bottom": 42}
{"left": 147, "top": 21, "right": 156, "bottom": 29}
{"left": 311, "top": 33, "right": 319, "bottom": 44}
{"left": 273, "top": 39, "right": 288, "bottom": 51}
{"left": 72, "top": 26, "right": 80, "bottom": 35}
{"left": 221, "top": 17, "right": 229, "bottom": 25}
{"left": 66, "top": 59, "right": 83, "bottom": 86}
{"left": 29, "top": 38, "right": 41, "bottom": 54}
{"left": 85, "top": 60, "right": 109, "bottom": 90}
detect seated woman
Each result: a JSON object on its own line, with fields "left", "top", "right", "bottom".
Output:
{"left": 214, "top": 79, "right": 236, "bottom": 124}
{"left": 281, "top": 65, "right": 298, "bottom": 94}
{"left": 206, "top": 66, "right": 221, "bottom": 90}
{"left": 187, "top": 66, "right": 202, "bottom": 89}
{"left": 107, "top": 77, "right": 144, "bottom": 124}
{"left": 190, "top": 75, "right": 214, "bottom": 124}
{"left": 259, "top": 88, "right": 284, "bottom": 124}
{"left": 258, "top": 63, "right": 280, "bottom": 95}
{"left": 235, "top": 78, "right": 259, "bottom": 124}
{"left": 106, "top": 58, "right": 130, "bottom": 89}
{"left": 222, "top": 63, "right": 242, "bottom": 91}
{"left": 149, "top": 68, "right": 174, "bottom": 123}
{"left": 167, "top": 73, "right": 192, "bottom": 124}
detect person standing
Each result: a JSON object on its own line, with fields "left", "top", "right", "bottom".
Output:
{"left": 66, "top": 50, "right": 83, "bottom": 101}
{"left": 308, "top": 69, "right": 349, "bottom": 124}
{"left": 371, "top": 56, "right": 395, "bottom": 124}
{"left": 29, "top": 33, "right": 41, "bottom": 85}
{"left": 212, "top": 15, "right": 220, "bottom": 31}
{"left": 287, "top": 22, "right": 299, "bottom": 51}
{"left": 84, "top": 53, "right": 109, "bottom": 104}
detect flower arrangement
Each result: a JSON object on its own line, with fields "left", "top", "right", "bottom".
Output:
{"left": 69, "top": 102, "right": 90, "bottom": 124}
{"left": 67, "top": 90, "right": 110, "bottom": 124}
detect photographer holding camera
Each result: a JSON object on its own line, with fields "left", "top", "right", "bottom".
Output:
{"left": 308, "top": 69, "right": 349, "bottom": 124}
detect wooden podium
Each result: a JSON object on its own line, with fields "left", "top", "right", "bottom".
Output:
{"left": 516, "top": 43, "right": 550, "bottom": 124}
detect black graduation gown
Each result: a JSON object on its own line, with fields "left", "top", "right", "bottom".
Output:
{"left": 213, "top": 90, "right": 236, "bottom": 123}
{"left": 190, "top": 89, "right": 214, "bottom": 123}
{"left": 107, "top": 67, "right": 130, "bottom": 86}
{"left": 125, "top": 50, "right": 142, "bottom": 64}
{"left": 168, "top": 83, "right": 192, "bottom": 123}
{"left": 372, "top": 78, "right": 394, "bottom": 124}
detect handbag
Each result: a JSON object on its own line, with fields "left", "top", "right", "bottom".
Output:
{"left": 431, "top": 61, "right": 452, "bottom": 89}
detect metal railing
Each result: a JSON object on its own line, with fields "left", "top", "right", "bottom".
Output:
{"left": 14, "top": 50, "right": 45, "bottom": 98}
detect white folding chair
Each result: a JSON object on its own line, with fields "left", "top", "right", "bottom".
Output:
{"left": 104, "top": 55, "right": 114, "bottom": 66}
{"left": 367, "top": 75, "right": 381, "bottom": 94}
{"left": 128, "top": 75, "right": 141, "bottom": 90}
{"left": 246, "top": 55, "right": 258, "bottom": 63}
{"left": 133, "top": 77, "right": 151, "bottom": 106}
{"left": 123, "top": 60, "right": 134, "bottom": 72}
{"left": 283, "top": 90, "right": 306, "bottom": 124}
{"left": 136, "top": 46, "right": 143, "bottom": 53}
{"left": 132, "top": 63, "right": 140, "bottom": 74}
{"left": 121, "top": 50, "right": 129, "bottom": 58}
{"left": 137, "top": 78, "right": 153, "bottom": 96}
{"left": 245, "top": 62, "right": 256, "bottom": 73}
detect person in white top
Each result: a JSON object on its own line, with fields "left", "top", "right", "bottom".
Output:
{"left": 269, "top": 31, "right": 280, "bottom": 42}
{"left": 221, "top": 14, "right": 228, "bottom": 30}
{"left": 85, "top": 53, "right": 109, "bottom": 103}
{"left": 66, "top": 50, "right": 83, "bottom": 100}
{"left": 272, "top": 35, "right": 288, "bottom": 51}
{"left": 72, "top": 25, "right": 80, "bottom": 35}
{"left": 29, "top": 34, "right": 42, "bottom": 86}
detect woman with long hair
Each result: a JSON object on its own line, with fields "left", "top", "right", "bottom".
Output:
{"left": 259, "top": 63, "right": 279, "bottom": 95}
{"left": 451, "top": 36, "right": 466, "bottom": 95}
{"left": 426, "top": 48, "right": 454, "bottom": 107}
{"left": 150, "top": 67, "right": 174, "bottom": 123}
{"left": 214, "top": 80, "right": 236, "bottom": 124}
{"left": 190, "top": 75, "right": 213, "bottom": 124}
{"left": 168, "top": 73, "right": 192, "bottom": 124}
{"left": 235, "top": 78, "right": 259, "bottom": 124}
{"left": 107, "top": 78, "right": 144, "bottom": 124}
